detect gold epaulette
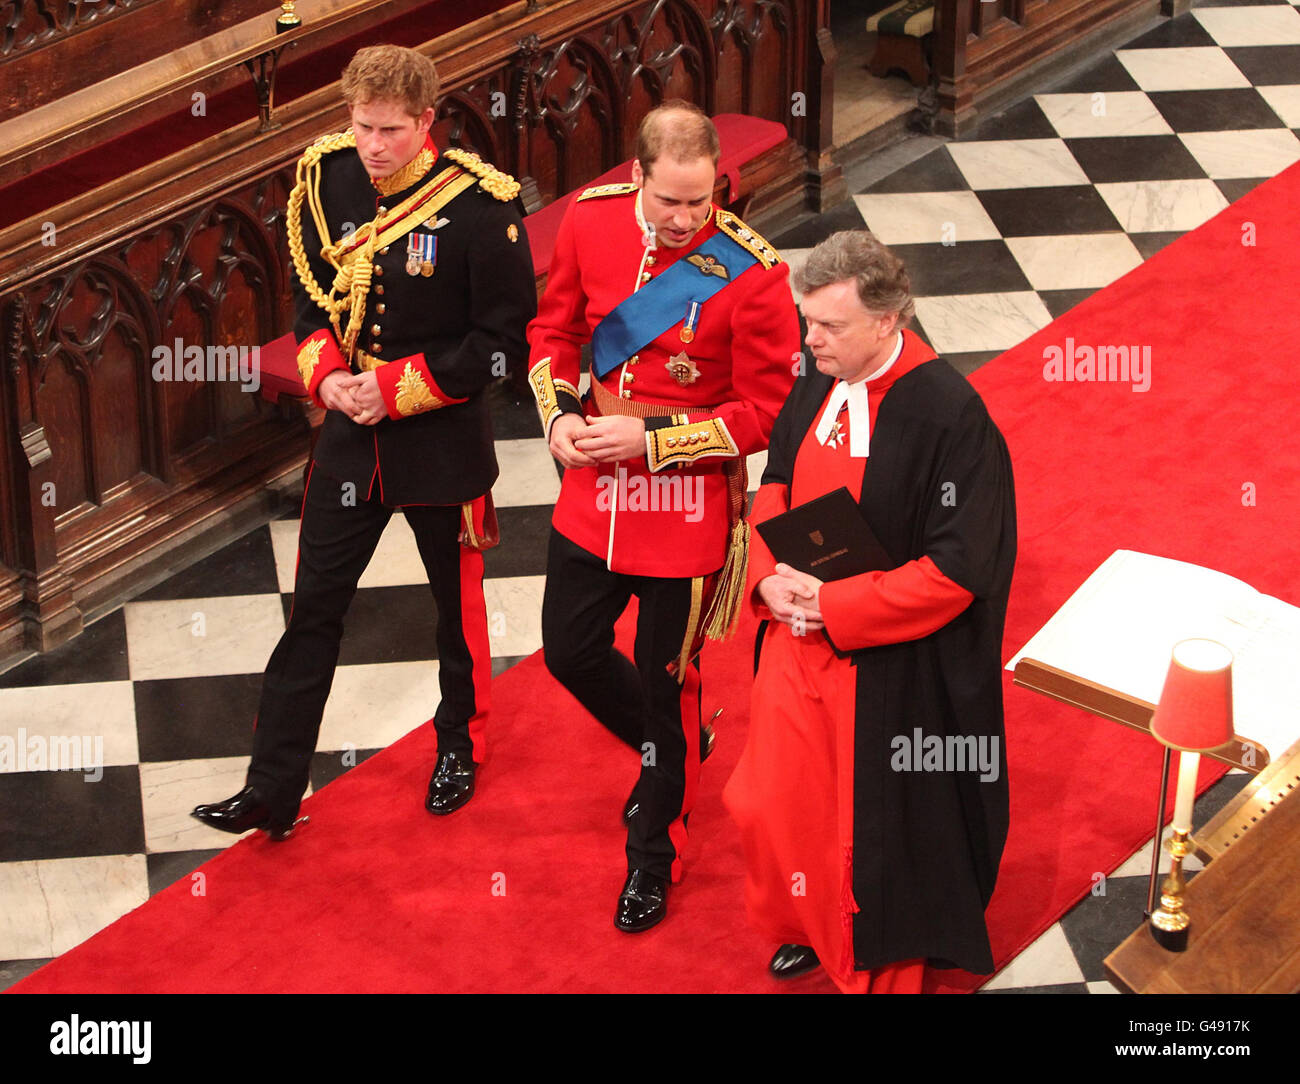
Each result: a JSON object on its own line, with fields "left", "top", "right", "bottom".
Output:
{"left": 714, "top": 209, "right": 781, "bottom": 270}
{"left": 576, "top": 182, "right": 639, "bottom": 202}
{"left": 444, "top": 148, "right": 520, "bottom": 202}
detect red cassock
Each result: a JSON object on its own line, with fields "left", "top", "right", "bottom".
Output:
{"left": 526, "top": 184, "right": 799, "bottom": 576}
{"left": 724, "top": 331, "right": 980, "bottom": 994}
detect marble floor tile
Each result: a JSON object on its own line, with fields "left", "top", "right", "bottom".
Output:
{"left": 1193, "top": 4, "right": 1300, "bottom": 47}
{"left": 782, "top": 246, "right": 812, "bottom": 303}
{"left": 1149, "top": 87, "right": 1288, "bottom": 132}
{"left": 316, "top": 660, "right": 442, "bottom": 753}
{"left": 1224, "top": 43, "right": 1300, "bottom": 85}
{"left": 1004, "top": 233, "right": 1143, "bottom": 291}
{"left": 1179, "top": 126, "right": 1300, "bottom": 177}
{"left": 492, "top": 438, "right": 563, "bottom": 509}
{"left": 982, "top": 923, "right": 1086, "bottom": 990}
{"left": 1094, "top": 178, "right": 1231, "bottom": 232}
{"left": 125, "top": 595, "right": 285, "bottom": 681}
{"left": 0, "top": 609, "right": 129, "bottom": 689}
{"left": 0, "top": 853, "right": 149, "bottom": 960}
{"left": 482, "top": 575, "right": 546, "bottom": 659}
{"left": 1087, "top": 979, "right": 1123, "bottom": 993}
{"left": 1116, "top": 46, "right": 1250, "bottom": 91}
{"left": 852, "top": 191, "right": 1001, "bottom": 245}
{"left": 139, "top": 755, "right": 274, "bottom": 853}
{"left": 947, "top": 138, "right": 1091, "bottom": 190}
{"left": 891, "top": 240, "right": 1032, "bottom": 296}
{"left": 1064, "top": 134, "right": 1209, "bottom": 183}
{"left": 975, "top": 185, "right": 1123, "bottom": 237}
{"left": 1034, "top": 91, "right": 1173, "bottom": 138}
{"left": 132, "top": 673, "right": 263, "bottom": 762}
{"left": 135, "top": 525, "right": 280, "bottom": 602}
{"left": 862, "top": 147, "right": 970, "bottom": 194}
{"left": 0, "top": 681, "right": 139, "bottom": 771}
{"left": 911, "top": 292, "right": 1055, "bottom": 355}
{"left": 1259, "top": 83, "right": 1300, "bottom": 125}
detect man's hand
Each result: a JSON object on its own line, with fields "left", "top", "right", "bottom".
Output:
{"left": 577, "top": 414, "right": 647, "bottom": 463}
{"left": 758, "top": 563, "right": 826, "bottom": 630}
{"left": 549, "top": 413, "right": 596, "bottom": 469}
{"left": 338, "top": 371, "right": 389, "bottom": 426}
{"left": 317, "top": 371, "right": 363, "bottom": 421}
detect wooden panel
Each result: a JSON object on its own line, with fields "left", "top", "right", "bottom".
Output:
{"left": 1105, "top": 780, "right": 1300, "bottom": 993}
{"left": 935, "top": 0, "right": 1160, "bottom": 133}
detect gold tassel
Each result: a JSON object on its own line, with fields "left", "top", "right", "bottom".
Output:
{"left": 703, "top": 518, "right": 749, "bottom": 641}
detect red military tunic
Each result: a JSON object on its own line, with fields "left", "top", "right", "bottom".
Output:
{"left": 725, "top": 330, "right": 974, "bottom": 993}
{"left": 527, "top": 184, "right": 798, "bottom": 576}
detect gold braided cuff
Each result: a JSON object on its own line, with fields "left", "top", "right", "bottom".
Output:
{"left": 374, "top": 355, "right": 466, "bottom": 418}
{"left": 296, "top": 329, "right": 348, "bottom": 403}
{"left": 529, "top": 357, "right": 582, "bottom": 437}
{"left": 645, "top": 416, "right": 739, "bottom": 471}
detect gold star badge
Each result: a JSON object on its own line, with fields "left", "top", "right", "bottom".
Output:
{"left": 666, "top": 352, "right": 700, "bottom": 386}
{"left": 507, "top": 224, "right": 519, "bottom": 243}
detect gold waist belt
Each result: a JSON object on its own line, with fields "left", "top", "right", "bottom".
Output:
{"left": 589, "top": 376, "right": 714, "bottom": 420}
{"left": 356, "top": 349, "right": 385, "bottom": 373}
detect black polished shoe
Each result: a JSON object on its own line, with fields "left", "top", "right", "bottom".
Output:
{"left": 425, "top": 751, "right": 476, "bottom": 815}
{"left": 191, "top": 786, "right": 299, "bottom": 841}
{"left": 769, "top": 943, "right": 820, "bottom": 979}
{"left": 614, "top": 869, "right": 669, "bottom": 933}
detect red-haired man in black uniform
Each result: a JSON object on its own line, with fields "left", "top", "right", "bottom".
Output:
{"left": 193, "top": 45, "right": 536, "bottom": 837}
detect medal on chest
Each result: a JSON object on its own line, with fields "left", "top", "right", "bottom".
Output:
{"left": 666, "top": 351, "right": 700, "bottom": 387}
{"left": 406, "top": 232, "right": 437, "bottom": 277}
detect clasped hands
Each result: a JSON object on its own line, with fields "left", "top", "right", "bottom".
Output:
{"left": 549, "top": 413, "right": 646, "bottom": 469}
{"left": 319, "top": 370, "right": 388, "bottom": 426}
{"left": 758, "top": 563, "right": 825, "bottom": 631}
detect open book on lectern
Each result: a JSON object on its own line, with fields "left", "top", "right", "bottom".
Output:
{"left": 1008, "top": 550, "right": 1300, "bottom": 767}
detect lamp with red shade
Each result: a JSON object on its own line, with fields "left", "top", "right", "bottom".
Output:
{"left": 1147, "top": 638, "right": 1235, "bottom": 951}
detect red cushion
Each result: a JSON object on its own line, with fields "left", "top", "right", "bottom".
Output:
{"left": 256, "top": 333, "right": 306, "bottom": 403}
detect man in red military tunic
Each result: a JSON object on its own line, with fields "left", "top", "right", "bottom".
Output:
{"left": 724, "top": 231, "right": 1016, "bottom": 990}
{"left": 528, "top": 101, "right": 799, "bottom": 931}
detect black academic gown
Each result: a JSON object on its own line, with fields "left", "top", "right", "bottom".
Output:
{"left": 757, "top": 354, "right": 1017, "bottom": 974}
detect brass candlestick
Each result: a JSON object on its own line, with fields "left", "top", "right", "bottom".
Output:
{"left": 1149, "top": 826, "right": 1191, "bottom": 951}
{"left": 276, "top": 1, "right": 302, "bottom": 33}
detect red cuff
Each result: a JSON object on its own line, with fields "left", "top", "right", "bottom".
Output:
{"left": 297, "top": 329, "right": 350, "bottom": 408}
{"left": 374, "top": 353, "right": 468, "bottom": 419}
{"left": 745, "top": 482, "right": 788, "bottom": 618}
{"left": 820, "top": 555, "right": 975, "bottom": 652}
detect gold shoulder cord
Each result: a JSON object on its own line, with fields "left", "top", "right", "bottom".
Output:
{"left": 286, "top": 130, "right": 375, "bottom": 359}
{"left": 443, "top": 148, "right": 521, "bottom": 202}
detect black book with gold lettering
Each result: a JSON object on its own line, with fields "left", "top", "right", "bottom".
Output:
{"left": 754, "top": 487, "right": 895, "bottom": 581}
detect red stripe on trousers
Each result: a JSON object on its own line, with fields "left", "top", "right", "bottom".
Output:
{"left": 665, "top": 663, "right": 701, "bottom": 883}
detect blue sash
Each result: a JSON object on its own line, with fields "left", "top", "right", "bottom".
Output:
{"left": 590, "top": 231, "right": 757, "bottom": 379}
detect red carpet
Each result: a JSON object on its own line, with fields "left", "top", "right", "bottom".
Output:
{"left": 14, "top": 163, "right": 1300, "bottom": 995}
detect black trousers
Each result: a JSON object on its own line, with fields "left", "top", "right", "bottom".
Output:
{"left": 248, "top": 465, "right": 491, "bottom": 820}
{"left": 541, "top": 529, "right": 705, "bottom": 881}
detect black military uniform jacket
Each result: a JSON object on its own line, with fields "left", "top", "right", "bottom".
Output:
{"left": 289, "top": 133, "right": 536, "bottom": 506}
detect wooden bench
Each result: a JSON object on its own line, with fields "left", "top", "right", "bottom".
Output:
{"left": 867, "top": 0, "right": 935, "bottom": 88}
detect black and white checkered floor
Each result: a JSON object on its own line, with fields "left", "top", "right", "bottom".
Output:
{"left": 4, "top": 1, "right": 1297, "bottom": 993}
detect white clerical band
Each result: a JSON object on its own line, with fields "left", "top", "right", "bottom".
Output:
{"left": 813, "top": 333, "right": 904, "bottom": 458}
